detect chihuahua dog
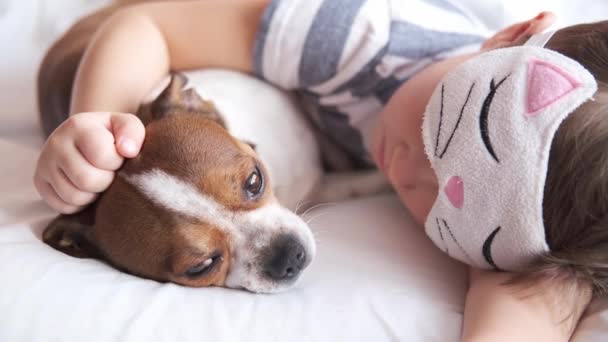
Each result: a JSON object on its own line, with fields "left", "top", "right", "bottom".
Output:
{"left": 43, "top": 73, "right": 316, "bottom": 293}
{"left": 38, "top": 0, "right": 388, "bottom": 293}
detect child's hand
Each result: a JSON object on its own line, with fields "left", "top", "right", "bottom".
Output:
{"left": 34, "top": 112, "right": 145, "bottom": 214}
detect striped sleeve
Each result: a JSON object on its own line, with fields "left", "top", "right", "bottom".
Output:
{"left": 252, "top": 0, "right": 391, "bottom": 92}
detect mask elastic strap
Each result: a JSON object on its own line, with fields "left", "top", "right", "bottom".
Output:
{"left": 525, "top": 30, "right": 556, "bottom": 48}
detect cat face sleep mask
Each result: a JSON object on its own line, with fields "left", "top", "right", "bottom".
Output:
{"left": 421, "top": 34, "right": 597, "bottom": 271}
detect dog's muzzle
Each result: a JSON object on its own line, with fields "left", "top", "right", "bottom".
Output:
{"left": 261, "top": 234, "right": 307, "bottom": 281}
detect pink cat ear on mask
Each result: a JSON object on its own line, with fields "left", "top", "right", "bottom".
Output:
{"left": 527, "top": 59, "right": 581, "bottom": 115}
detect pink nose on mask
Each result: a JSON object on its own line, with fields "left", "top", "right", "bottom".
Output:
{"left": 444, "top": 176, "right": 464, "bottom": 209}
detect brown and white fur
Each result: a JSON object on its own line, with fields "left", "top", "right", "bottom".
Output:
{"left": 39, "top": 0, "right": 389, "bottom": 293}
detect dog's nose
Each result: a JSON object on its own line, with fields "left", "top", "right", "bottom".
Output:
{"left": 263, "top": 235, "right": 306, "bottom": 281}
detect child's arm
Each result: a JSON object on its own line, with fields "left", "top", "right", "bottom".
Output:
{"left": 461, "top": 267, "right": 591, "bottom": 342}
{"left": 35, "top": 0, "right": 269, "bottom": 213}
{"left": 71, "top": 0, "right": 269, "bottom": 114}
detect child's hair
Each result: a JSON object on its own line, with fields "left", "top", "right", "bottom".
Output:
{"left": 514, "top": 21, "right": 608, "bottom": 311}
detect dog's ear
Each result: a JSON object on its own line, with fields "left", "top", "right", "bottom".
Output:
{"left": 43, "top": 206, "right": 102, "bottom": 259}
{"left": 145, "top": 72, "right": 226, "bottom": 128}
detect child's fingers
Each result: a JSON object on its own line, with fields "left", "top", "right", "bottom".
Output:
{"left": 74, "top": 124, "right": 124, "bottom": 171}
{"left": 530, "top": 11, "right": 556, "bottom": 33}
{"left": 110, "top": 113, "right": 145, "bottom": 158}
{"left": 59, "top": 144, "right": 115, "bottom": 193}
{"left": 48, "top": 166, "right": 98, "bottom": 207}
{"left": 34, "top": 177, "right": 82, "bottom": 214}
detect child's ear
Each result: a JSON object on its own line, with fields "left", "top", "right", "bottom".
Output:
{"left": 482, "top": 12, "right": 556, "bottom": 50}
{"left": 43, "top": 207, "right": 101, "bottom": 259}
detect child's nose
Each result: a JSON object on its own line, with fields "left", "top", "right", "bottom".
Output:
{"left": 388, "top": 143, "right": 414, "bottom": 188}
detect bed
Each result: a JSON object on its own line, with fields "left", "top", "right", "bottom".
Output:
{"left": 1, "top": 0, "right": 608, "bottom": 340}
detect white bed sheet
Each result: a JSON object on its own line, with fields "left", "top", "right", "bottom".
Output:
{"left": 1, "top": 1, "right": 608, "bottom": 341}
{"left": 0, "top": 137, "right": 468, "bottom": 341}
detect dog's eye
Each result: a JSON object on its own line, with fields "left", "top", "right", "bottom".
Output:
{"left": 244, "top": 166, "right": 264, "bottom": 199}
{"left": 185, "top": 254, "right": 221, "bottom": 278}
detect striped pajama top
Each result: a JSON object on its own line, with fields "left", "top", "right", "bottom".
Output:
{"left": 253, "top": 0, "right": 487, "bottom": 167}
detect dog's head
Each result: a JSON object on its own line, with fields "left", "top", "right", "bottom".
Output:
{"left": 43, "top": 74, "right": 315, "bottom": 293}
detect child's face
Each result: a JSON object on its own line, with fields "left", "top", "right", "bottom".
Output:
{"left": 371, "top": 12, "right": 556, "bottom": 225}
{"left": 372, "top": 52, "right": 481, "bottom": 224}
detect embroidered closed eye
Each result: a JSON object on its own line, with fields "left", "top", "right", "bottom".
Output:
{"left": 478, "top": 75, "right": 510, "bottom": 163}
{"left": 482, "top": 227, "right": 502, "bottom": 271}
{"left": 436, "top": 217, "right": 503, "bottom": 271}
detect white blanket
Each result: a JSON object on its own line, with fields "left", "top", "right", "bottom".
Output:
{"left": 1, "top": 1, "right": 608, "bottom": 341}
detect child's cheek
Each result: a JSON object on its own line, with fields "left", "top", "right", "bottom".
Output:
{"left": 394, "top": 184, "right": 438, "bottom": 226}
